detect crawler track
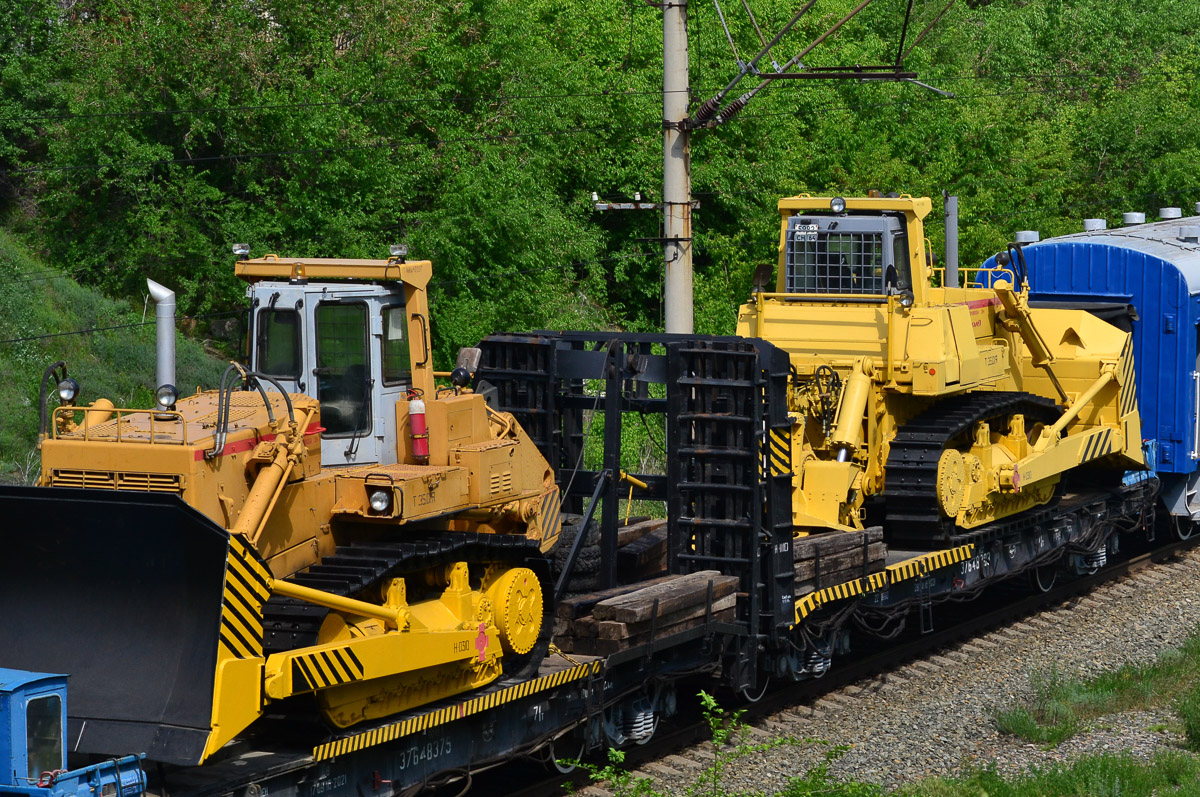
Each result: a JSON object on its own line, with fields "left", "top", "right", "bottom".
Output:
{"left": 882, "top": 391, "right": 1060, "bottom": 546}
{"left": 262, "top": 531, "right": 553, "bottom": 677}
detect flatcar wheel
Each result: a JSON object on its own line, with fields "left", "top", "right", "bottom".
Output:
{"left": 1172, "top": 515, "right": 1198, "bottom": 541}
{"left": 1031, "top": 564, "right": 1058, "bottom": 593}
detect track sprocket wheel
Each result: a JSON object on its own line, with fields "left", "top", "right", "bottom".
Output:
{"left": 488, "top": 567, "right": 543, "bottom": 655}
{"left": 937, "top": 449, "right": 967, "bottom": 517}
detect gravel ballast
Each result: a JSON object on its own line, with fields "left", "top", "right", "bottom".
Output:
{"left": 651, "top": 549, "right": 1200, "bottom": 794}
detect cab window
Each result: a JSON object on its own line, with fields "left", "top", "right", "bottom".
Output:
{"left": 256, "top": 309, "right": 301, "bottom": 378}
{"left": 315, "top": 303, "right": 371, "bottom": 437}
{"left": 889, "top": 234, "right": 913, "bottom": 290}
{"left": 382, "top": 306, "right": 411, "bottom": 386}
{"left": 26, "top": 694, "right": 62, "bottom": 781}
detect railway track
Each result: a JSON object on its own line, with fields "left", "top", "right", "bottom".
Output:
{"left": 469, "top": 534, "right": 1200, "bottom": 797}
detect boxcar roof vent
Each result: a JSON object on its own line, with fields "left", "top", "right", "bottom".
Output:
{"left": 1015, "top": 230, "right": 1040, "bottom": 244}
{"left": 1122, "top": 212, "right": 1146, "bottom": 226}
{"left": 1161, "top": 207, "right": 1183, "bottom": 219}
{"left": 1179, "top": 226, "right": 1200, "bottom": 244}
{"left": 1083, "top": 218, "right": 1107, "bottom": 231}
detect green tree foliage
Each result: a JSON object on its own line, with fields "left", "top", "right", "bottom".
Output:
{"left": 1, "top": 0, "right": 1199, "bottom": 365}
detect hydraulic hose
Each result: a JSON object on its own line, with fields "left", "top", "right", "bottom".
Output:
{"left": 38, "top": 361, "right": 67, "bottom": 441}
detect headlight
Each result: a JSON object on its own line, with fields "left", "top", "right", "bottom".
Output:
{"left": 155, "top": 384, "right": 179, "bottom": 409}
{"left": 232, "top": 243, "right": 250, "bottom": 257}
{"left": 830, "top": 196, "right": 847, "bottom": 213}
{"left": 899, "top": 289, "right": 915, "bottom": 309}
{"left": 57, "top": 378, "right": 80, "bottom": 404}
{"left": 368, "top": 488, "right": 392, "bottom": 514}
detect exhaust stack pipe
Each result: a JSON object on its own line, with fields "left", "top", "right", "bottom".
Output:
{"left": 943, "top": 192, "right": 959, "bottom": 288}
{"left": 147, "top": 279, "right": 176, "bottom": 392}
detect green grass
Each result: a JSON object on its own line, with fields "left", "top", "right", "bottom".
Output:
{"left": 0, "top": 230, "right": 226, "bottom": 479}
{"left": 993, "top": 631, "right": 1200, "bottom": 746}
{"left": 1177, "top": 682, "right": 1200, "bottom": 750}
{"left": 897, "top": 752, "right": 1200, "bottom": 797}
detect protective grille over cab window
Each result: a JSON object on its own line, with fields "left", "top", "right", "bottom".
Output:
{"left": 784, "top": 216, "right": 886, "bottom": 295}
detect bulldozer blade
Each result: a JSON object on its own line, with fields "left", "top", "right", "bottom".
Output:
{"left": 0, "top": 486, "right": 230, "bottom": 766}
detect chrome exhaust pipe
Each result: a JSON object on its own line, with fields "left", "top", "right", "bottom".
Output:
{"left": 147, "top": 279, "right": 176, "bottom": 392}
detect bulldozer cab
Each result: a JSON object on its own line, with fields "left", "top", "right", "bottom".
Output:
{"left": 250, "top": 282, "right": 409, "bottom": 466}
{"left": 241, "top": 255, "right": 435, "bottom": 467}
{"left": 774, "top": 195, "right": 929, "bottom": 302}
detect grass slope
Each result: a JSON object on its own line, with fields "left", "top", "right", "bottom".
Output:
{"left": 0, "top": 230, "right": 226, "bottom": 480}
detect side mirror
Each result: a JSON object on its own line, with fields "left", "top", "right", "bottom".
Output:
{"left": 750, "top": 263, "right": 773, "bottom": 294}
{"left": 452, "top": 347, "right": 482, "bottom": 389}
{"left": 455, "top": 347, "right": 482, "bottom": 374}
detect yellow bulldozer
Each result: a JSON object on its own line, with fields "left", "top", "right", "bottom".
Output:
{"left": 737, "top": 194, "right": 1142, "bottom": 545}
{"left": 0, "top": 251, "right": 560, "bottom": 766}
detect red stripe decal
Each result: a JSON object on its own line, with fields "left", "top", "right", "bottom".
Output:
{"left": 195, "top": 436, "right": 259, "bottom": 461}
{"left": 964, "top": 298, "right": 1000, "bottom": 310}
{"left": 194, "top": 422, "right": 323, "bottom": 461}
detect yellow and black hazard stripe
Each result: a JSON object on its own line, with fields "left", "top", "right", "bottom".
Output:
{"left": 291, "top": 647, "right": 366, "bottom": 692}
{"left": 220, "top": 535, "right": 272, "bottom": 660}
{"left": 885, "top": 544, "right": 973, "bottom": 583}
{"left": 313, "top": 660, "right": 603, "bottom": 760}
{"left": 1118, "top": 338, "right": 1137, "bottom": 417}
{"left": 793, "top": 570, "right": 889, "bottom": 624}
{"left": 794, "top": 544, "right": 975, "bottom": 625}
{"left": 766, "top": 428, "right": 791, "bottom": 477}
{"left": 539, "top": 486, "right": 563, "bottom": 542}
{"left": 794, "top": 544, "right": 975, "bottom": 626}
{"left": 1082, "top": 428, "right": 1114, "bottom": 462}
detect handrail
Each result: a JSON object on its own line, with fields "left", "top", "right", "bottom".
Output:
{"left": 756, "top": 291, "right": 888, "bottom": 305}
{"left": 51, "top": 406, "right": 188, "bottom": 444}
{"left": 929, "top": 265, "right": 1016, "bottom": 289}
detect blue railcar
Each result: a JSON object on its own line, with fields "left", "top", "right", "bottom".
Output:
{"left": 0, "top": 669, "right": 144, "bottom": 797}
{"left": 982, "top": 215, "right": 1200, "bottom": 520}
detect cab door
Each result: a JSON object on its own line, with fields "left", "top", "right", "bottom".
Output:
{"left": 312, "top": 300, "right": 379, "bottom": 465}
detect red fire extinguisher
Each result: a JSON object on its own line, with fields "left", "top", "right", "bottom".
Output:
{"left": 408, "top": 388, "right": 429, "bottom": 462}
